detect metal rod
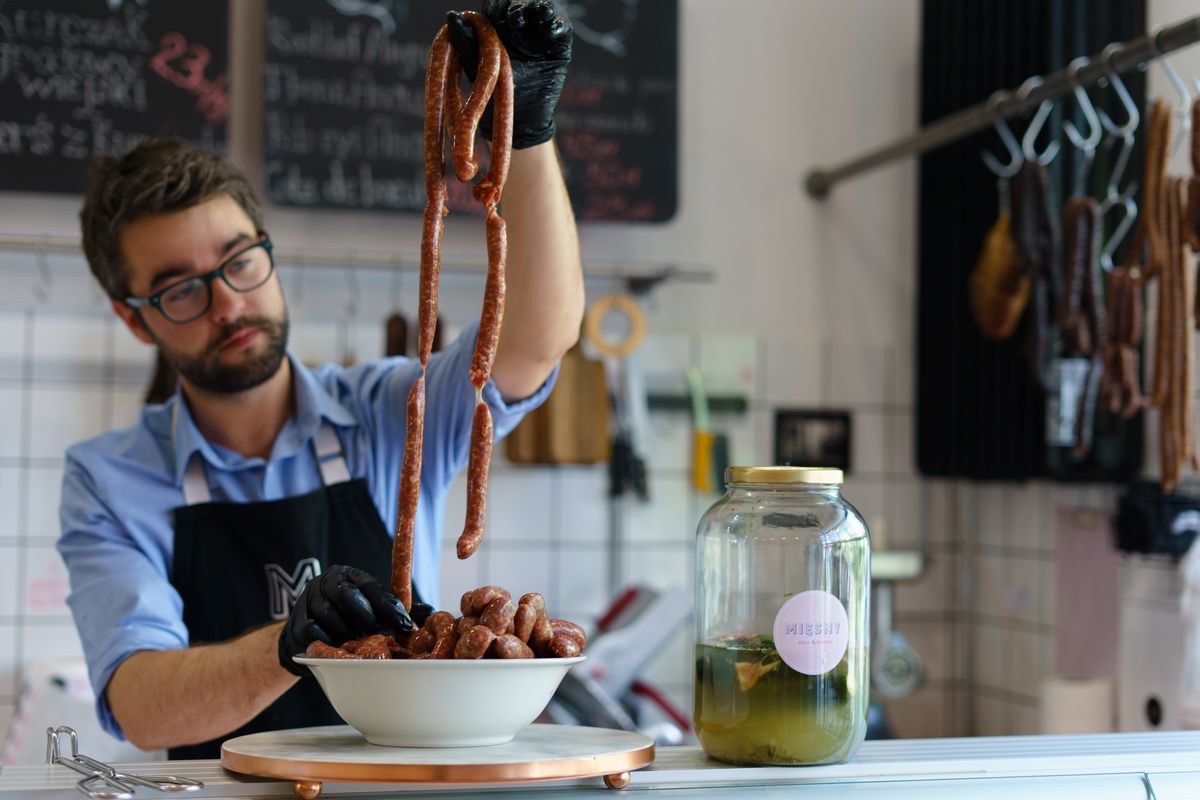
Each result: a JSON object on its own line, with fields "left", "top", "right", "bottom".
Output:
{"left": 0, "top": 232, "right": 713, "bottom": 287}
{"left": 803, "top": 15, "right": 1200, "bottom": 199}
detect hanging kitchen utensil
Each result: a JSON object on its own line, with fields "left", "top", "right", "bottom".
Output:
{"left": 1190, "top": 96, "right": 1200, "bottom": 257}
{"left": 970, "top": 215, "right": 1028, "bottom": 340}
{"left": 1096, "top": 58, "right": 1144, "bottom": 421}
{"left": 621, "top": 352, "right": 650, "bottom": 500}
{"left": 1049, "top": 64, "right": 1106, "bottom": 459}
{"left": 584, "top": 293, "right": 648, "bottom": 500}
{"left": 385, "top": 312, "right": 408, "bottom": 357}
{"left": 871, "top": 582, "right": 925, "bottom": 701}
{"left": 685, "top": 367, "right": 715, "bottom": 494}
{"left": 970, "top": 93, "right": 1029, "bottom": 341}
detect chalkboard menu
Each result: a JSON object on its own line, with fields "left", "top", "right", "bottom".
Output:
{"left": 264, "top": 0, "right": 677, "bottom": 221}
{"left": 0, "top": 1, "right": 228, "bottom": 195}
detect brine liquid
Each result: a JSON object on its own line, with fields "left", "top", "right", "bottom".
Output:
{"left": 694, "top": 638, "right": 865, "bottom": 765}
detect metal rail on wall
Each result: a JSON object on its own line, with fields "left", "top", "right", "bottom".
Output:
{"left": 0, "top": 233, "right": 712, "bottom": 297}
{"left": 803, "top": 14, "right": 1200, "bottom": 199}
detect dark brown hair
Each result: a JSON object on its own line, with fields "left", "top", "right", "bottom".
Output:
{"left": 80, "top": 138, "right": 264, "bottom": 299}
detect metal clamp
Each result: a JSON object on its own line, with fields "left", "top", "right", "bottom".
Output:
{"left": 46, "top": 726, "right": 203, "bottom": 799}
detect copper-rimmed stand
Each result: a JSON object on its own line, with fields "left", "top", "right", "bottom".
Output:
{"left": 221, "top": 724, "right": 654, "bottom": 798}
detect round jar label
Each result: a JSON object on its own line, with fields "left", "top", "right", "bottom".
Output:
{"left": 772, "top": 590, "right": 850, "bottom": 676}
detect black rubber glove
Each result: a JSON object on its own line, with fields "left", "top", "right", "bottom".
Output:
{"left": 446, "top": 0, "right": 573, "bottom": 149}
{"left": 278, "top": 565, "right": 414, "bottom": 676}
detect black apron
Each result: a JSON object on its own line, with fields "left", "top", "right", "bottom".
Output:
{"left": 167, "top": 421, "right": 413, "bottom": 760}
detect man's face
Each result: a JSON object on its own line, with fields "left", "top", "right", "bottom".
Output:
{"left": 113, "top": 194, "right": 289, "bottom": 395}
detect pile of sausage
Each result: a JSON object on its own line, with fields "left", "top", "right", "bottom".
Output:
{"left": 305, "top": 587, "right": 587, "bottom": 660}
{"left": 391, "top": 10, "right": 516, "bottom": 613}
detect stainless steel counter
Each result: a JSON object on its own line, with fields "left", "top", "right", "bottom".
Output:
{"left": 4, "top": 732, "right": 1200, "bottom": 799}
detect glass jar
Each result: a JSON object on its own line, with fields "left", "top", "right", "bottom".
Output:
{"left": 694, "top": 467, "right": 870, "bottom": 766}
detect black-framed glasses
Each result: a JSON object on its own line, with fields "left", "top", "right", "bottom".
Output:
{"left": 125, "top": 239, "right": 276, "bottom": 324}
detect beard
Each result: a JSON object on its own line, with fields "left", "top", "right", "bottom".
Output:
{"left": 156, "top": 313, "right": 290, "bottom": 395}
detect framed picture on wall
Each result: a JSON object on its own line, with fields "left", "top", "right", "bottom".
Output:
{"left": 773, "top": 410, "right": 852, "bottom": 473}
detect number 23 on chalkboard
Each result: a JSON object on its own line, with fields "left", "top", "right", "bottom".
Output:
{"left": 150, "top": 32, "right": 228, "bottom": 125}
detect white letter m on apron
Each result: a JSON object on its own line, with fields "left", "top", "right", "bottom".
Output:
{"left": 265, "top": 558, "right": 322, "bottom": 620}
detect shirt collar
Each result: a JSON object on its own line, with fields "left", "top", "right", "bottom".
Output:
{"left": 169, "top": 350, "right": 358, "bottom": 485}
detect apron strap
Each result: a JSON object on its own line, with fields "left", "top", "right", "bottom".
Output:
{"left": 180, "top": 421, "right": 352, "bottom": 507}
{"left": 182, "top": 455, "right": 211, "bottom": 505}
{"left": 313, "top": 422, "right": 351, "bottom": 485}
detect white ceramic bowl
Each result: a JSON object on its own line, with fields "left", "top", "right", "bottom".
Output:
{"left": 294, "top": 655, "right": 584, "bottom": 747}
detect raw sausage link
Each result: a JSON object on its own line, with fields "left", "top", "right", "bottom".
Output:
{"left": 425, "top": 611, "right": 457, "bottom": 638}
{"left": 343, "top": 634, "right": 400, "bottom": 660}
{"left": 408, "top": 628, "right": 434, "bottom": 656}
{"left": 430, "top": 629, "right": 460, "bottom": 659}
{"left": 454, "top": 624, "right": 496, "bottom": 659}
{"left": 491, "top": 634, "right": 534, "bottom": 659}
{"left": 461, "top": 585, "right": 511, "bottom": 617}
{"left": 519, "top": 593, "right": 547, "bottom": 614}
{"left": 469, "top": 208, "right": 508, "bottom": 389}
{"left": 305, "top": 641, "right": 355, "bottom": 659}
{"left": 529, "top": 612, "right": 554, "bottom": 657}
{"left": 550, "top": 619, "right": 588, "bottom": 648}
{"left": 444, "top": 47, "right": 463, "bottom": 142}
{"left": 457, "top": 615, "right": 480, "bottom": 637}
{"left": 480, "top": 596, "right": 517, "bottom": 635}
{"left": 457, "top": 402, "right": 494, "bottom": 559}
{"left": 451, "top": 11, "right": 502, "bottom": 182}
{"left": 513, "top": 603, "right": 537, "bottom": 642}
{"left": 472, "top": 46, "right": 514, "bottom": 210}
{"left": 391, "top": 376, "right": 425, "bottom": 608}
{"left": 419, "top": 28, "right": 452, "bottom": 367}
{"left": 548, "top": 635, "right": 582, "bottom": 658}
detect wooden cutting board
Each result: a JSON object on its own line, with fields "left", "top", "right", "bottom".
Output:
{"left": 506, "top": 344, "right": 609, "bottom": 465}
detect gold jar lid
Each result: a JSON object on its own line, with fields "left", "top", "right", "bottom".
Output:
{"left": 725, "top": 466, "right": 844, "bottom": 485}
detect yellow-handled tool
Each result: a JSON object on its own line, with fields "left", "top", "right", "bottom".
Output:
{"left": 687, "top": 367, "right": 715, "bottom": 493}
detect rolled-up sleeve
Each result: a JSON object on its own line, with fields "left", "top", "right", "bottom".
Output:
{"left": 58, "top": 454, "right": 188, "bottom": 740}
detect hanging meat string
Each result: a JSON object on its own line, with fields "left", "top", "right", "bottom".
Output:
{"left": 393, "top": 13, "right": 514, "bottom": 611}
{"left": 1116, "top": 99, "right": 1200, "bottom": 492}
{"left": 302, "top": 14, "right": 588, "bottom": 664}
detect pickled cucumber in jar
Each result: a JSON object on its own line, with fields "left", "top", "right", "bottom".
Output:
{"left": 694, "top": 635, "right": 865, "bottom": 765}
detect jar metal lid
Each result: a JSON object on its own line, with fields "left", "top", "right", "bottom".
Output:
{"left": 725, "top": 466, "right": 844, "bottom": 485}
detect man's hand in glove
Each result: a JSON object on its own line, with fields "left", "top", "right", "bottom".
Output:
{"left": 278, "top": 565, "right": 415, "bottom": 676}
{"left": 447, "top": 0, "right": 573, "bottom": 149}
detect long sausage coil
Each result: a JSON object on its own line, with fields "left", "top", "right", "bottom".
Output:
{"left": 392, "top": 12, "right": 515, "bottom": 606}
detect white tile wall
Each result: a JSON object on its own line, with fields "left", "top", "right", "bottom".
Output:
{"left": 24, "top": 468, "right": 62, "bottom": 541}
{"left": 0, "top": 468, "right": 20, "bottom": 537}
{"left": 0, "top": 388, "right": 23, "bottom": 459}
{"left": 0, "top": 626, "right": 17, "bottom": 696}
{"left": 764, "top": 338, "right": 824, "bottom": 406}
{"left": 28, "top": 388, "right": 109, "bottom": 460}
{"left": 952, "top": 481, "right": 1116, "bottom": 737}
{"left": 21, "top": 545, "right": 72, "bottom": 618}
{"left": 0, "top": 550, "right": 19, "bottom": 619}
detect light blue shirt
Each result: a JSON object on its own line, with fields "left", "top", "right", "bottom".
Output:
{"left": 57, "top": 323, "right": 555, "bottom": 739}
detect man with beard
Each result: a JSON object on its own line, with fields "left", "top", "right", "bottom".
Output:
{"left": 57, "top": 0, "right": 579, "bottom": 757}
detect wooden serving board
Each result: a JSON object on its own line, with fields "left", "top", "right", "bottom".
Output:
{"left": 221, "top": 724, "right": 654, "bottom": 796}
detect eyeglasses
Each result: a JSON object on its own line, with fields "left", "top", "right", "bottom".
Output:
{"left": 125, "top": 239, "right": 276, "bottom": 324}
